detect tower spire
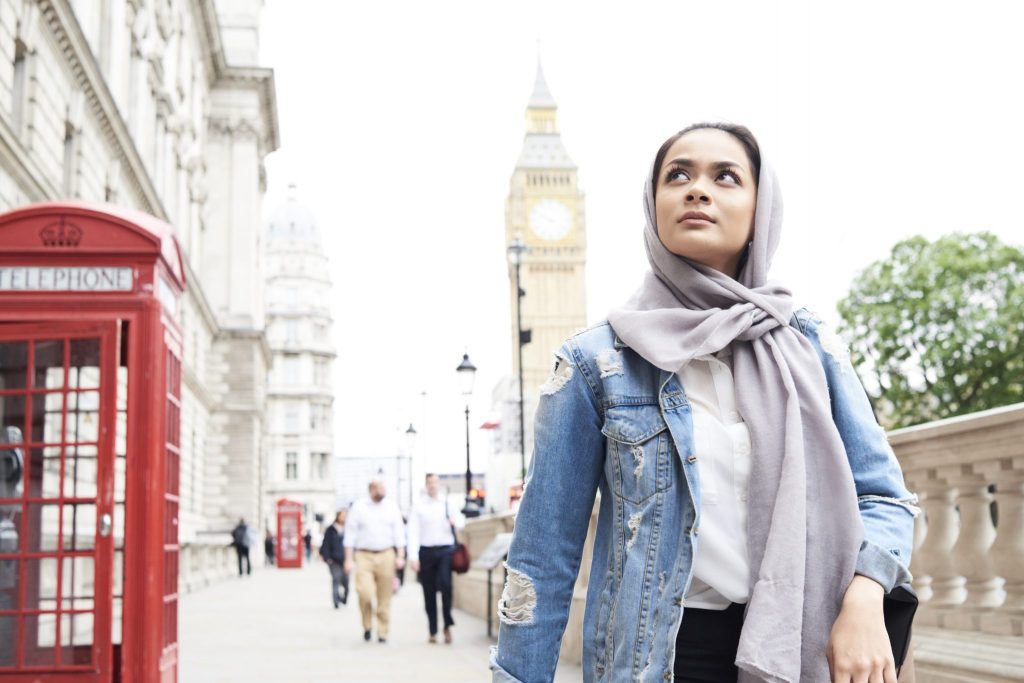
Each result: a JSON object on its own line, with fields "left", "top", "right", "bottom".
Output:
{"left": 529, "top": 59, "right": 557, "bottom": 109}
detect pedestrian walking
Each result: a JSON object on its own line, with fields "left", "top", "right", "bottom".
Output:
{"left": 263, "top": 529, "right": 275, "bottom": 566}
{"left": 408, "top": 473, "right": 463, "bottom": 644}
{"left": 491, "top": 123, "right": 918, "bottom": 682}
{"left": 303, "top": 528, "right": 313, "bottom": 562}
{"left": 230, "top": 518, "right": 252, "bottom": 577}
{"left": 343, "top": 480, "right": 406, "bottom": 643}
{"left": 320, "top": 509, "right": 349, "bottom": 608}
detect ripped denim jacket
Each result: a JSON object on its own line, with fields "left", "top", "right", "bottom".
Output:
{"left": 489, "top": 308, "right": 920, "bottom": 683}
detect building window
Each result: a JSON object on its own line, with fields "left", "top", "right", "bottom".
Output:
{"left": 313, "top": 357, "right": 329, "bottom": 386}
{"left": 283, "top": 354, "right": 299, "bottom": 384}
{"left": 285, "top": 452, "right": 298, "bottom": 480}
{"left": 284, "top": 405, "right": 299, "bottom": 433}
{"left": 12, "top": 39, "right": 27, "bottom": 134}
{"left": 62, "top": 120, "right": 78, "bottom": 197}
{"left": 312, "top": 452, "right": 330, "bottom": 481}
{"left": 286, "top": 321, "right": 299, "bottom": 344}
{"left": 310, "top": 403, "right": 330, "bottom": 432}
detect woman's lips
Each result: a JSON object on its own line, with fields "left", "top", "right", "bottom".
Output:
{"left": 679, "top": 217, "right": 715, "bottom": 226}
{"left": 679, "top": 211, "right": 715, "bottom": 226}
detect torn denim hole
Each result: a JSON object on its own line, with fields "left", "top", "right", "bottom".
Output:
{"left": 539, "top": 357, "right": 574, "bottom": 396}
{"left": 658, "top": 571, "right": 666, "bottom": 594}
{"left": 596, "top": 349, "right": 624, "bottom": 378}
{"left": 857, "top": 494, "right": 923, "bottom": 518}
{"left": 816, "top": 324, "right": 851, "bottom": 373}
{"left": 498, "top": 563, "right": 537, "bottom": 626}
{"left": 631, "top": 444, "right": 645, "bottom": 485}
{"left": 626, "top": 511, "right": 643, "bottom": 551}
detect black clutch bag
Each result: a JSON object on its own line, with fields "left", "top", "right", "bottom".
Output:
{"left": 883, "top": 583, "right": 918, "bottom": 672}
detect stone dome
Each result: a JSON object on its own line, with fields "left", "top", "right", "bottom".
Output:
{"left": 266, "top": 184, "right": 321, "bottom": 244}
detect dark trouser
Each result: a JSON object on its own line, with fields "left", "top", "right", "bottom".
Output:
{"left": 236, "top": 547, "right": 251, "bottom": 576}
{"left": 673, "top": 602, "right": 745, "bottom": 682}
{"left": 418, "top": 545, "right": 455, "bottom": 635}
{"left": 329, "top": 562, "right": 349, "bottom": 606}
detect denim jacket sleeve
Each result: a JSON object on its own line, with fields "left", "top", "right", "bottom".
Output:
{"left": 490, "top": 338, "right": 605, "bottom": 683}
{"left": 796, "top": 309, "right": 921, "bottom": 593}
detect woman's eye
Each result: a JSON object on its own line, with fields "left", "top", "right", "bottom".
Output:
{"left": 667, "top": 168, "right": 689, "bottom": 182}
{"left": 718, "top": 170, "right": 740, "bottom": 184}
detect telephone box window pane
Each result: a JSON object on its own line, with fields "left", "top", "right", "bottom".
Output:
{"left": 0, "top": 509, "right": 22, "bottom": 554}
{"left": 62, "top": 556, "right": 94, "bottom": 609}
{"left": 23, "top": 557, "right": 58, "bottom": 608}
{"left": 65, "top": 392, "right": 99, "bottom": 443}
{"left": 115, "top": 411, "right": 126, "bottom": 455}
{"left": 65, "top": 445, "right": 97, "bottom": 499}
{"left": 28, "top": 447, "right": 62, "bottom": 498}
{"left": 0, "top": 434, "right": 24, "bottom": 499}
{"left": 68, "top": 339, "right": 100, "bottom": 390}
{"left": 0, "top": 614, "right": 16, "bottom": 666}
{"left": 60, "top": 612, "right": 93, "bottom": 664}
{"left": 112, "top": 597, "right": 122, "bottom": 645}
{"left": 1, "top": 394, "right": 26, "bottom": 436}
{"left": 26, "top": 504, "right": 60, "bottom": 552}
{"left": 113, "top": 549, "right": 123, "bottom": 596}
{"left": 116, "top": 366, "right": 127, "bottom": 411}
{"left": 33, "top": 341, "right": 65, "bottom": 390}
{"left": 23, "top": 613, "right": 57, "bottom": 666}
{"left": 0, "top": 342, "right": 27, "bottom": 390}
{"left": 62, "top": 504, "right": 96, "bottom": 551}
{"left": 31, "top": 394, "right": 63, "bottom": 444}
{"left": 0, "top": 555, "right": 17, "bottom": 611}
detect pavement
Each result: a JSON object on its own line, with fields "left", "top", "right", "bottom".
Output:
{"left": 179, "top": 560, "right": 583, "bottom": 682}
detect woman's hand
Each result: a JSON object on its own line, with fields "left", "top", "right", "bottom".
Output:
{"left": 826, "top": 575, "right": 898, "bottom": 683}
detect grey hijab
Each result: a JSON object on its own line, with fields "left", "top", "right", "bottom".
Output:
{"left": 607, "top": 153, "right": 864, "bottom": 682}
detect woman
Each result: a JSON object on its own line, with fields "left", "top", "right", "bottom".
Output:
{"left": 490, "top": 123, "right": 919, "bottom": 683}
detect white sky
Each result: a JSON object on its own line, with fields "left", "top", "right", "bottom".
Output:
{"left": 258, "top": 0, "right": 1024, "bottom": 480}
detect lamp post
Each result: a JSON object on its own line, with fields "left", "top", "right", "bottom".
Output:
{"left": 404, "top": 423, "right": 417, "bottom": 510}
{"left": 455, "top": 352, "right": 478, "bottom": 516}
{"left": 507, "top": 237, "right": 529, "bottom": 481}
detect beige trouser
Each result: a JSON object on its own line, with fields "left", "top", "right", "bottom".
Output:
{"left": 354, "top": 549, "right": 396, "bottom": 638}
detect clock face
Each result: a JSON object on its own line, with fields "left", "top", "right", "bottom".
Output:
{"left": 529, "top": 199, "right": 572, "bottom": 241}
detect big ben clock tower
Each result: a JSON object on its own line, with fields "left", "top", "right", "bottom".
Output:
{"left": 506, "top": 61, "right": 588, "bottom": 457}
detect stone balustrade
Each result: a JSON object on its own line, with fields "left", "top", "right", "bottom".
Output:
{"left": 890, "top": 402, "right": 1024, "bottom": 681}
{"left": 179, "top": 533, "right": 246, "bottom": 593}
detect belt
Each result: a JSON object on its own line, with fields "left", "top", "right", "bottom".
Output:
{"left": 355, "top": 548, "right": 393, "bottom": 553}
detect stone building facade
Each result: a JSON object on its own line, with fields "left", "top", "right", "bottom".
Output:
{"left": 0, "top": 0, "right": 279, "bottom": 585}
{"left": 263, "top": 188, "right": 337, "bottom": 533}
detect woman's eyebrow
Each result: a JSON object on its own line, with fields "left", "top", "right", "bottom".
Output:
{"left": 666, "top": 158, "right": 743, "bottom": 171}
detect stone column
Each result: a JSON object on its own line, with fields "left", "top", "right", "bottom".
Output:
{"left": 981, "top": 460, "right": 1024, "bottom": 636}
{"left": 946, "top": 471, "right": 1001, "bottom": 630}
{"left": 915, "top": 475, "right": 965, "bottom": 626}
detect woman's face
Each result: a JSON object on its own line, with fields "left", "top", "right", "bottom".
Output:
{"left": 654, "top": 129, "right": 757, "bottom": 278}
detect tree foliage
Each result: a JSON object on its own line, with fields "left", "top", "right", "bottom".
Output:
{"left": 836, "top": 232, "right": 1024, "bottom": 429}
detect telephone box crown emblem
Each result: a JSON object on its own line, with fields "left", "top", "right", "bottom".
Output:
{"left": 39, "top": 218, "right": 83, "bottom": 247}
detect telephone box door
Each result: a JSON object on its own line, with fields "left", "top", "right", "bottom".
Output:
{"left": 0, "top": 322, "right": 116, "bottom": 680}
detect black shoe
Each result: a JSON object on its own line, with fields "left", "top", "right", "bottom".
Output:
{"left": 363, "top": 630, "right": 371, "bottom": 642}
{"left": 377, "top": 637, "right": 387, "bottom": 643}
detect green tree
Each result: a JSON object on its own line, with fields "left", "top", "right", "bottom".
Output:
{"left": 836, "top": 232, "right": 1024, "bottom": 429}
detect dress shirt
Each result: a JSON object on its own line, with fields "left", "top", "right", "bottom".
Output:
{"left": 677, "top": 345, "right": 752, "bottom": 610}
{"left": 407, "top": 493, "right": 464, "bottom": 562}
{"left": 342, "top": 497, "right": 406, "bottom": 552}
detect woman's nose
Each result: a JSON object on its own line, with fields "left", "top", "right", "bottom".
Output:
{"left": 686, "top": 183, "right": 710, "bottom": 203}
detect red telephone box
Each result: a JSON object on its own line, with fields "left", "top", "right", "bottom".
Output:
{"left": 0, "top": 202, "right": 185, "bottom": 682}
{"left": 275, "top": 500, "right": 303, "bottom": 569}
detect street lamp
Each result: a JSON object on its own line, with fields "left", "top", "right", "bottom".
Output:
{"left": 455, "top": 352, "right": 478, "bottom": 516}
{"left": 507, "top": 237, "right": 530, "bottom": 480}
{"left": 404, "top": 423, "right": 417, "bottom": 510}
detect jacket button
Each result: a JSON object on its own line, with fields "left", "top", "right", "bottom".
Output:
{"left": 663, "top": 671, "right": 673, "bottom": 680}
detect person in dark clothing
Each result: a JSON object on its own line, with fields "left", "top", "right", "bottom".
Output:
{"left": 304, "top": 528, "right": 313, "bottom": 562}
{"left": 230, "top": 518, "right": 252, "bottom": 576}
{"left": 319, "top": 509, "right": 349, "bottom": 608}
{"left": 264, "top": 529, "right": 275, "bottom": 566}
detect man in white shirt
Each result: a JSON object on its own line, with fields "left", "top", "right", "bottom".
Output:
{"left": 408, "top": 473, "right": 464, "bottom": 644}
{"left": 343, "top": 480, "right": 406, "bottom": 643}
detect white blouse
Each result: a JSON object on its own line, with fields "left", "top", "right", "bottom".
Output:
{"left": 677, "top": 345, "right": 752, "bottom": 610}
